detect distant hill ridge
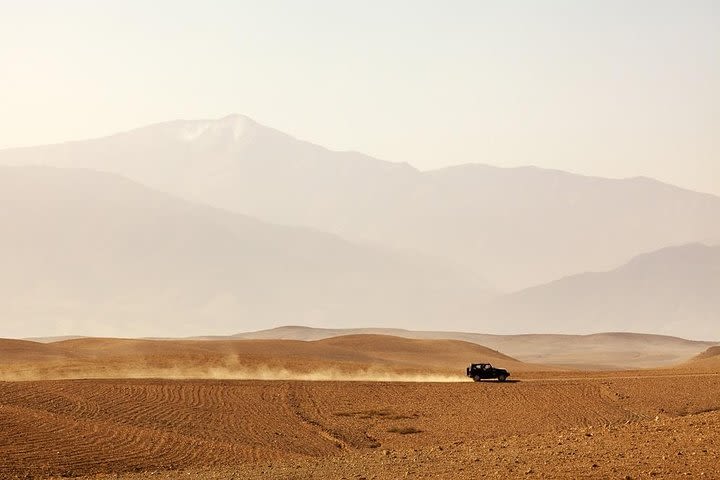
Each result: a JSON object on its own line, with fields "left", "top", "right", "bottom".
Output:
{"left": 13, "top": 329, "right": 718, "bottom": 371}
{"left": 0, "top": 334, "right": 537, "bottom": 380}
{"left": 228, "top": 326, "right": 717, "bottom": 370}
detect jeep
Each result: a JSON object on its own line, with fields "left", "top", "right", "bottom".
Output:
{"left": 466, "top": 363, "right": 510, "bottom": 382}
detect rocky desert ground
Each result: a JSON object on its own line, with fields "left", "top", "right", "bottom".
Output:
{"left": 1, "top": 337, "right": 718, "bottom": 479}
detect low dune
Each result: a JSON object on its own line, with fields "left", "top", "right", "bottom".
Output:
{"left": 231, "top": 326, "right": 717, "bottom": 370}
{"left": 0, "top": 334, "right": 538, "bottom": 382}
{"left": 692, "top": 345, "right": 720, "bottom": 361}
{"left": 31, "top": 327, "right": 716, "bottom": 370}
{"left": 679, "top": 345, "right": 720, "bottom": 371}
{"left": 0, "top": 339, "right": 73, "bottom": 363}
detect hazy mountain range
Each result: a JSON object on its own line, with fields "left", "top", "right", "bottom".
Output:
{"left": 0, "top": 115, "right": 718, "bottom": 339}
{"left": 480, "top": 243, "right": 720, "bottom": 340}
{"left": 3, "top": 114, "right": 719, "bottom": 291}
{"left": 0, "top": 166, "right": 488, "bottom": 338}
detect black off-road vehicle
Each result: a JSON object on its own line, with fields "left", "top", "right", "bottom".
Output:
{"left": 466, "top": 363, "right": 510, "bottom": 382}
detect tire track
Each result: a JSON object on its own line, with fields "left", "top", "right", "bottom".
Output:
{"left": 287, "top": 383, "right": 350, "bottom": 450}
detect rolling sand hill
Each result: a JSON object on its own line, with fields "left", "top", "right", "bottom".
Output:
{"left": 231, "top": 326, "right": 717, "bottom": 370}
{"left": 0, "top": 335, "right": 536, "bottom": 382}
{"left": 680, "top": 346, "right": 720, "bottom": 371}
{"left": 0, "top": 339, "right": 72, "bottom": 362}
{"left": 692, "top": 345, "right": 720, "bottom": 361}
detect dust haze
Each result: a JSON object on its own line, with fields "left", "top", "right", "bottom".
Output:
{"left": 0, "top": 363, "right": 467, "bottom": 384}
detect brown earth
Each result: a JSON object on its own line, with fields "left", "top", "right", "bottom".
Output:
{"left": 1, "top": 336, "right": 719, "bottom": 479}
{"left": 0, "top": 374, "right": 718, "bottom": 479}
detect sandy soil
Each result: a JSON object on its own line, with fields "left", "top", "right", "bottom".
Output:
{"left": 1, "top": 339, "right": 718, "bottom": 479}
{"left": 1, "top": 372, "right": 718, "bottom": 479}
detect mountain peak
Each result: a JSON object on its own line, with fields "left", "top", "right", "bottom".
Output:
{"left": 177, "top": 114, "right": 257, "bottom": 142}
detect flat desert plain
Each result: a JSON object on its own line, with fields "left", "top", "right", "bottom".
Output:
{"left": 1, "top": 337, "right": 719, "bottom": 479}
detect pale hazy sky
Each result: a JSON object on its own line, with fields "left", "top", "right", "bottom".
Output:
{"left": 1, "top": 0, "right": 718, "bottom": 194}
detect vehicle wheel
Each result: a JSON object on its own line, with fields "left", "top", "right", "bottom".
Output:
{"left": 473, "top": 375, "right": 481, "bottom": 382}
{"left": 497, "top": 374, "right": 507, "bottom": 382}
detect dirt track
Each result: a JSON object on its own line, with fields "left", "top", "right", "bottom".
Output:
{"left": 2, "top": 373, "right": 719, "bottom": 479}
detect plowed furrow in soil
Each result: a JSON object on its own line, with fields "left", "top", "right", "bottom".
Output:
{"left": 0, "top": 379, "right": 346, "bottom": 477}
{"left": 2, "top": 375, "right": 719, "bottom": 478}
{"left": 0, "top": 398, "right": 255, "bottom": 476}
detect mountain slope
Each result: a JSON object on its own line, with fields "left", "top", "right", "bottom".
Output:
{"left": 481, "top": 244, "right": 720, "bottom": 340}
{"left": 3, "top": 115, "right": 720, "bottom": 290}
{"left": 0, "top": 166, "right": 489, "bottom": 338}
